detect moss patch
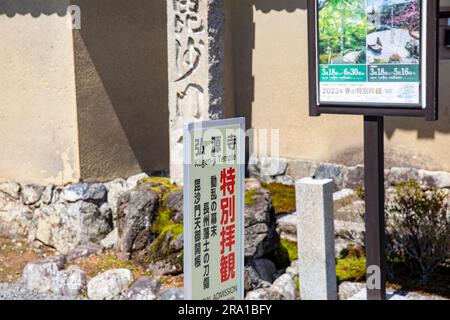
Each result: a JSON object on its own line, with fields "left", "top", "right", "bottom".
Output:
{"left": 152, "top": 208, "right": 183, "bottom": 239}
{"left": 281, "top": 239, "right": 298, "bottom": 262}
{"left": 336, "top": 257, "right": 366, "bottom": 282}
{"left": 138, "top": 177, "right": 182, "bottom": 198}
{"left": 245, "top": 189, "right": 261, "bottom": 206}
{"left": 261, "top": 183, "right": 296, "bottom": 214}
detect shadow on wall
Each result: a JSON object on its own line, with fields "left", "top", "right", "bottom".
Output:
{"left": 0, "top": 0, "right": 68, "bottom": 17}
{"left": 229, "top": 0, "right": 306, "bottom": 131}
{"left": 228, "top": 0, "right": 306, "bottom": 174}
{"left": 385, "top": 68, "right": 450, "bottom": 139}
{"left": 71, "top": 0, "right": 169, "bottom": 181}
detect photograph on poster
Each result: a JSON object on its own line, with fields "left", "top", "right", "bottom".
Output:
{"left": 366, "top": 0, "right": 421, "bottom": 65}
{"left": 317, "top": 0, "right": 423, "bottom": 106}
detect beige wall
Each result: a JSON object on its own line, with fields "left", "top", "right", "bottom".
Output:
{"left": 71, "top": 0, "right": 170, "bottom": 182}
{"left": 230, "top": 0, "right": 450, "bottom": 172}
{"left": 0, "top": 1, "right": 80, "bottom": 184}
{"left": 1, "top": 1, "right": 450, "bottom": 185}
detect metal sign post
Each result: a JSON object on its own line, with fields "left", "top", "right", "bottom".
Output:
{"left": 364, "top": 116, "right": 386, "bottom": 300}
{"left": 308, "top": 0, "right": 439, "bottom": 300}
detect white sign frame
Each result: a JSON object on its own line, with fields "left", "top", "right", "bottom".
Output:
{"left": 183, "top": 118, "right": 245, "bottom": 300}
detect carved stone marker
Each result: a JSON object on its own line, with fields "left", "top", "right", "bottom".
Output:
{"left": 296, "top": 178, "right": 337, "bottom": 300}
{"left": 167, "top": 0, "right": 225, "bottom": 184}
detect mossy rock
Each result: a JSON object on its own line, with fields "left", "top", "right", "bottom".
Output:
{"left": 151, "top": 208, "right": 183, "bottom": 239}
{"left": 261, "top": 183, "right": 296, "bottom": 215}
{"left": 138, "top": 177, "right": 182, "bottom": 199}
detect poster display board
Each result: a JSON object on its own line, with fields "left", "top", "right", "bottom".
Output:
{"left": 308, "top": 0, "right": 439, "bottom": 119}
{"left": 183, "top": 118, "right": 245, "bottom": 300}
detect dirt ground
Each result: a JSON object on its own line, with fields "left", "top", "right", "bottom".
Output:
{"left": 0, "top": 237, "right": 183, "bottom": 290}
{"left": 0, "top": 237, "right": 56, "bottom": 283}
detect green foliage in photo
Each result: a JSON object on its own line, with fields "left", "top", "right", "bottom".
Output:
{"left": 318, "top": 0, "right": 367, "bottom": 64}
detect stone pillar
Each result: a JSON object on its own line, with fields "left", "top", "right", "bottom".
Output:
{"left": 167, "top": 0, "right": 225, "bottom": 184}
{"left": 296, "top": 178, "right": 337, "bottom": 300}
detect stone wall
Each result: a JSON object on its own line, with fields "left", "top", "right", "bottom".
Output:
{"left": 248, "top": 157, "right": 450, "bottom": 191}
{"left": 0, "top": 173, "right": 155, "bottom": 254}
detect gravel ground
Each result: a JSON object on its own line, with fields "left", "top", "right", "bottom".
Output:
{"left": 0, "top": 283, "right": 84, "bottom": 300}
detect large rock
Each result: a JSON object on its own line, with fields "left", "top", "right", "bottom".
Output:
{"left": 244, "top": 187, "right": 279, "bottom": 259}
{"left": 165, "top": 189, "right": 183, "bottom": 224}
{"left": 147, "top": 260, "right": 179, "bottom": 277}
{"left": 124, "top": 277, "right": 161, "bottom": 300}
{"left": 334, "top": 220, "right": 365, "bottom": 247}
{"left": 100, "top": 228, "right": 118, "bottom": 250}
{"left": 87, "top": 269, "right": 134, "bottom": 300}
{"left": 315, "top": 163, "right": 344, "bottom": 190}
{"left": 0, "top": 182, "right": 21, "bottom": 200}
{"left": 245, "top": 288, "right": 282, "bottom": 300}
{"left": 21, "top": 256, "right": 66, "bottom": 292}
{"left": 271, "top": 273, "right": 296, "bottom": 300}
{"left": 386, "top": 167, "right": 420, "bottom": 186}
{"left": 0, "top": 195, "right": 33, "bottom": 239}
{"left": 22, "top": 185, "right": 45, "bottom": 206}
{"left": 248, "top": 157, "right": 288, "bottom": 181}
{"left": 341, "top": 165, "right": 365, "bottom": 189}
{"left": 260, "top": 157, "right": 288, "bottom": 177}
{"left": 114, "top": 185, "right": 159, "bottom": 260}
{"left": 287, "top": 159, "right": 319, "bottom": 180}
{"left": 60, "top": 183, "right": 107, "bottom": 203}
{"left": 276, "top": 213, "right": 297, "bottom": 242}
{"left": 145, "top": 232, "right": 184, "bottom": 276}
{"left": 104, "top": 179, "right": 129, "bottom": 220}
{"left": 126, "top": 173, "right": 149, "bottom": 189}
{"left": 285, "top": 260, "right": 300, "bottom": 278}
{"left": 244, "top": 265, "right": 271, "bottom": 292}
{"left": 251, "top": 259, "right": 278, "bottom": 283}
{"left": 39, "top": 185, "right": 55, "bottom": 205}
{"left": 49, "top": 266, "right": 88, "bottom": 297}
{"left": 419, "top": 170, "right": 450, "bottom": 189}
{"left": 159, "top": 288, "right": 184, "bottom": 300}
{"left": 34, "top": 201, "right": 113, "bottom": 254}
{"left": 338, "top": 281, "right": 365, "bottom": 300}
{"left": 66, "top": 243, "right": 104, "bottom": 263}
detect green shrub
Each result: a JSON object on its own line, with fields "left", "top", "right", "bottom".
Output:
{"left": 386, "top": 180, "right": 450, "bottom": 284}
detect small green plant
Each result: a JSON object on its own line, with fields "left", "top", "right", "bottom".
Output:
{"left": 386, "top": 180, "right": 450, "bottom": 284}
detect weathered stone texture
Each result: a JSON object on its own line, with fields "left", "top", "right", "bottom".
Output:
{"left": 167, "top": 0, "right": 225, "bottom": 184}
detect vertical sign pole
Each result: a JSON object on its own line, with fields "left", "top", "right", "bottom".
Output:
{"left": 364, "top": 116, "right": 386, "bottom": 300}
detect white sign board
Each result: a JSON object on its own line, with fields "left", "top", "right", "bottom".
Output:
{"left": 183, "top": 118, "right": 245, "bottom": 300}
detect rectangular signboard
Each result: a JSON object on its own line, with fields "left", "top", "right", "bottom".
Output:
{"left": 308, "top": 0, "right": 439, "bottom": 120}
{"left": 183, "top": 118, "right": 245, "bottom": 300}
